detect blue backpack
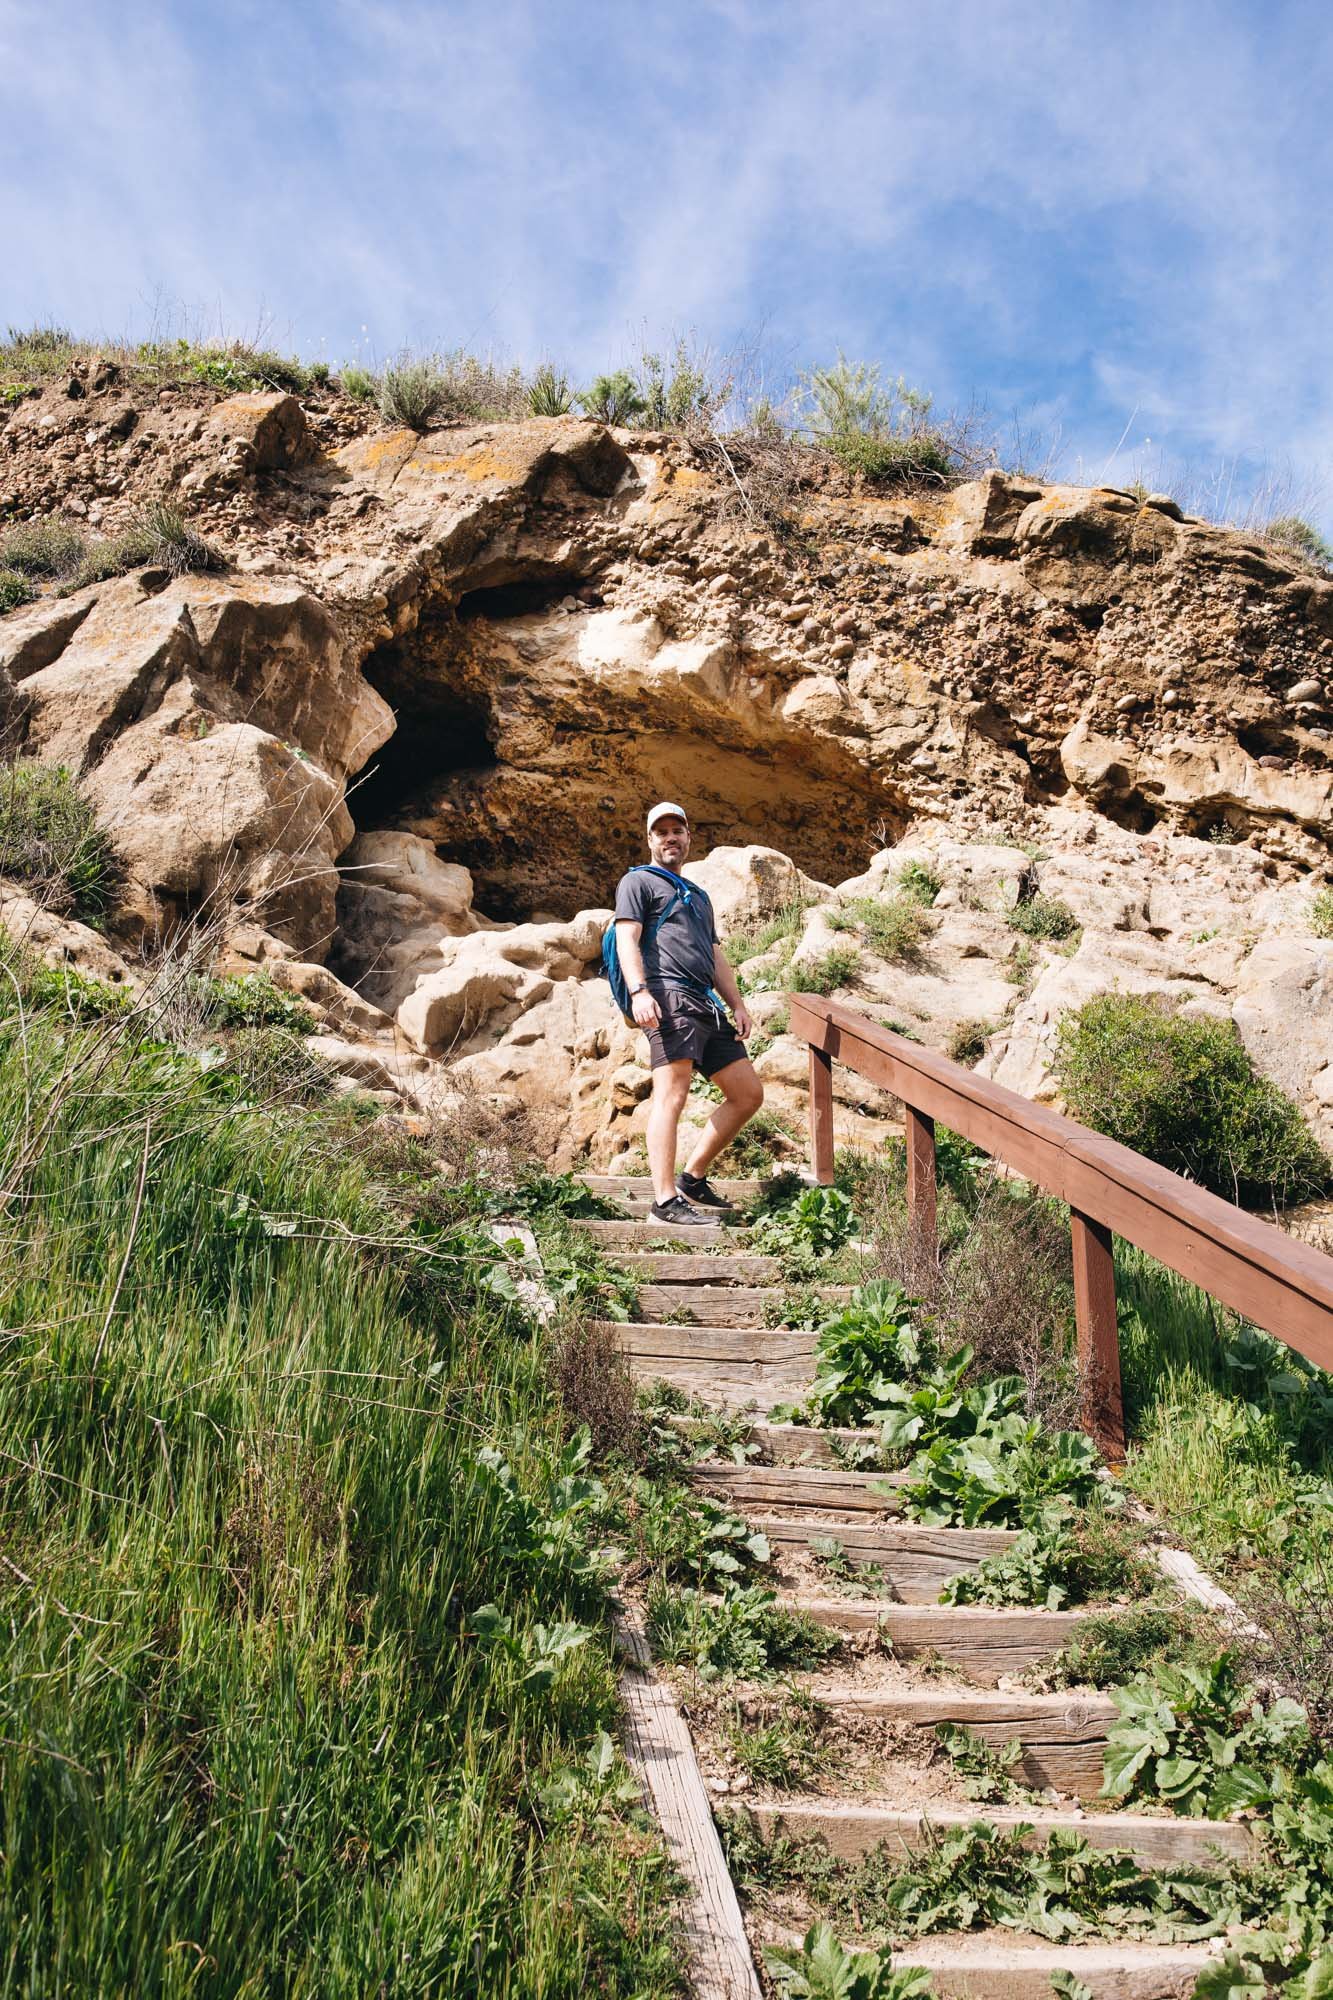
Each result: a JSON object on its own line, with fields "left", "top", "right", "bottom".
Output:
{"left": 602, "top": 865, "right": 721, "bottom": 1023}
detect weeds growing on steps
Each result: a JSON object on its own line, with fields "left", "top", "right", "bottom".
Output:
{"left": 0, "top": 959, "right": 681, "bottom": 1995}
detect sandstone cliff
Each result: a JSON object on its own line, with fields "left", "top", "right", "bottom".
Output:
{"left": 1, "top": 364, "right": 1329, "bottom": 1174}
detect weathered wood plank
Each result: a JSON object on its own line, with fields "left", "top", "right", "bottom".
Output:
{"left": 735, "top": 1798, "right": 1255, "bottom": 1869}
{"left": 607, "top": 1323, "right": 816, "bottom": 1365}
{"left": 616, "top": 1252, "right": 783, "bottom": 1281}
{"left": 754, "top": 1517, "right": 1014, "bottom": 1600}
{"left": 760, "top": 1929, "right": 1222, "bottom": 2000}
{"left": 672, "top": 1416, "right": 879, "bottom": 1466}
{"left": 636, "top": 1284, "right": 788, "bottom": 1326}
{"left": 617, "top": 1612, "right": 762, "bottom": 2000}
{"left": 809, "top": 1685, "right": 1117, "bottom": 1797}
{"left": 687, "top": 1463, "right": 906, "bottom": 1513}
{"left": 583, "top": 1176, "right": 766, "bottom": 1201}
{"left": 781, "top": 1599, "right": 1087, "bottom": 1681}
{"left": 625, "top": 1358, "right": 810, "bottom": 1407}
{"left": 578, "top": 1219, "right": 732, "bottom": 1247}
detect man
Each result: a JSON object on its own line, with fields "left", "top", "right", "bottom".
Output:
{"left": 614, "top": 801, "right": 765, "bottom": 1225}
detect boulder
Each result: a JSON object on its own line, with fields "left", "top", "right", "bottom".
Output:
{"left": 334, "top": 830, "right": 481, "bottom": 1013}
{"left": 201, "top": 392, "right": 314, "bottom": 473}
{"left": 394, "top": 908, "right": 610, "bottom": 1054}
{"left": 1231, "top": 937, "right": 1333, "bottom": 1147}
{"left": 684, "top": 845, "right": 830, "bottom": 929}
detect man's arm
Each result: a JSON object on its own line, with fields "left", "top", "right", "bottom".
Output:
{"left": 711, "top": 941, "right": 753, "bottom": 1042}
{"left": 616, "top": 920, "right": 661, "bottom": 1029}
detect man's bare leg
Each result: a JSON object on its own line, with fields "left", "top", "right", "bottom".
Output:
{"left": 682, "top": 1058, "right": 764, "bottom": 1180}
{"left": 647, "top": 1059, "right": 694, "bottom": 1203}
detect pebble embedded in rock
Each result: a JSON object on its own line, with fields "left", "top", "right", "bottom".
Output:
{"left": 1288, "top": 678, "right": 1323, "bottom": 705}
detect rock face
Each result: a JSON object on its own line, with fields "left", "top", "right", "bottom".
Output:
{"left": 1, "top": 383, "right": 1331, "bottom": 1174}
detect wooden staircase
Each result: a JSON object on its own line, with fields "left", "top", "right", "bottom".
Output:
{"left": 579, "top": 1174, "right": 1243, "bottom": 2000}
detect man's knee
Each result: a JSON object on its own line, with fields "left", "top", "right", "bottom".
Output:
{"left": 721, "top": 1064, "right": 764, "bottom": 1117}
{"left": 651, "top": 1062, "right": 692, "bottom": 1112}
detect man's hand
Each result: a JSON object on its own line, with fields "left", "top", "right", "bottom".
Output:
{"left": 632, "top": 988, "right": 661, "bottom": 1030}
{"left": 732, "top": 1000, "right": 753, "bottom": 1041}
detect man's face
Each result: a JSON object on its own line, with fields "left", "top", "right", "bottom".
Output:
{"left": 648, "top": 815, "right": 690, "bottom": 868}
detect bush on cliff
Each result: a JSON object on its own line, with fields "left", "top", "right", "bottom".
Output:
{"left": 1054, "top": 992, "right": 1330, "bottom": 1207}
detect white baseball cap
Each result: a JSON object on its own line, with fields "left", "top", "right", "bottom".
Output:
{"left": 646, "top": 800, "right": 689, "bottom": 831}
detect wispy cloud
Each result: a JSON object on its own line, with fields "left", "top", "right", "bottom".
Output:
{"left": 4, "top": 0, "right": 1331, "bottom": 524}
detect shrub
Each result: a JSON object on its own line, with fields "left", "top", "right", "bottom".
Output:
{"left": 1265, "top": 515, "right": 1333, "bottom": 568}
{"left": 800, "top": 354, "right": 957, "bottom": 487}
{"left": 1312, "top": 888, "right": 1333, "bottom": 939}
{"left": 1008, "top": 893, "right": 1079, "bottom": 942}
{"left": 792, "top": 945, "right": 860, "bottom": 995}
{"left": 528, "top": 364, "right": 573, "bottom": 417}
{"left": 71, "top": 504, "right": 221, "bottom": 587}
{"left": 947, "top": 1019, "right": 993, "bottom": 1066}
{"left": 636, "top": 340, "right": 723, "bottom": 430}
{"left": 580, "top": 371, "right": 646, "bottom": 427}
{"left": 896, "top": 861, "right": 941, "bottom": 906}
{"left": 0, "top": 519, "right": 87, "bottom": 578}
{"left": 198, "top": 970, "right": 316, "bottom": 1034}
{"left": 548, "top": 1316, "right": 643, "bottom": 1465}
{"left": 1, "top": 323, "right": 77, "bottom": 377}
{"left": 379, "top": 359, "right": 448, "bottom": 431}
{"left": 0, "top": 761, "right": 120, "bottom": 921}
{"left": 0, "top": 570, "right": 34, "bottom": 613}
{"left": 1054, "top": 992, "right": 1330, "bottom": 1206}
{"left": 340, "top": 363, "right": 378, "bottom": 404}
{"left": 719, "top": 1106, "right": 800, "bottom": 1173}
{"left": 828, "top": 893, "right": 927, "bottom": 962}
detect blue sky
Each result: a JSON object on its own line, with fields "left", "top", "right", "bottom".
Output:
{"left": 4, "top": 0, "right": 1331, "bottom": 524}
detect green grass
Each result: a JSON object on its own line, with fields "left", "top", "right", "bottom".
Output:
{"left": 827, "top": 894, "right": 926, "bottom": 963}
{"left": 1312, "top": 888, "right": 1333, "bottom": 939}
{"left": 0, "top": 976, "right": 680, "bottom": 1996}
{"left": 68, "top": 504, "right": 221, "bottom": 588}
{"left": 0, "top": 761, "right": 121, "bottom": 922}
{"left": 723, "top": 899, "right": 812, "bottom": 967}
{"left": 792, "top": 945, "right": 861, "bottom": 996}
{"left": 0, "top": 569, "right": 35, "bottom": 613}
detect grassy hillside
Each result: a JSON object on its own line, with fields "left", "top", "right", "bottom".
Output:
{"left": 0, "top": 972, "right": 678, "bottom": 1998}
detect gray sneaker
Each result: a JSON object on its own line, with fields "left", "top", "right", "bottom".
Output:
{"left": 649, "top": 1194, "right": 712, "bottom": 1226}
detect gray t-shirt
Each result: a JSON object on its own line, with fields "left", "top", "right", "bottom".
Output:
{"left": 613, "top": 868, "right": 719, "bottom": 992}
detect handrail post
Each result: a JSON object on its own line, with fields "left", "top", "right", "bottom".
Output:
{"left": 904, "top": 1105, "right": 937, "bottom": 1261}
{"left": 1071, "top": 1209, "right": 1125, "bottom": 1463}
{"left": 809, "top": 1044, "right": 835, "bottom": 1185}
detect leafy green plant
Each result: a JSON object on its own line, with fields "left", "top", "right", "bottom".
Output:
{"left": 940, "top": 1513, "right": 1151, "bottom": 1610}
{"left": 469, "top": 1603, "right": 597, "bottom": 1693}
{"left": 767, "top": 1922, "right": 931, "bottom": 1999}
{"left": 0, "top": 760, "right": 120, "bottom": 921}
{"left": 1312, "top": 888, "right": 1333, "bottom": 939}
{"left": 0, "top": 569, "right": 34, "bottom": 612}
{"left": 646, "top": 1582, "right": 840, "bottom": 1680}
{"left": 533, "top": 1729, "right": 643, "bottom": 1827}
{"left": 904, "top": 1420, "right": 1101, "bottom": 1532}
{"left": 753, "top": 1185, "right": 857, "bottom": 1274}
{"left": 628, "top": 1477, "right": 770, "bottom": 1586}
{"left": 805, "top": 1280, "right": 927, "bottom": 1426}
{"left": 471, "top": 1431, "right": 612, "bottom": 1602}
{"left": 719, "top": 1105, "right": 801, "bottom": 1172}
{"left": 934, "top": 1722, "right": 1025, "bottom": 1802}
{"left": 799, "top": 355, "right": 955, "bottom": 488}
{"left": 810, "top": 1536, "right": 893, "bottom": 1596}
{"left": 1054, "top": 992, "right": 1330, "bottom": 1205}
{"left": 23, "top": 962, "right": 133, "bottom": 1019}
{"left": 637, "top": 339, "right": 721, "bottom": 429}
{"left": 1008, "top": 893, "right": 1080, "bottom": 942}
{"left": 897, "top": 861, "right": 942, "bottom": 905}
{"left": 1043, "top": 1608, "right": 1197, "bottom": 1690}
{"left": 1101, "top": 1651, "right": 1310, "bottom": 1817}
{"left": 199, "top": 970, "right": 316, "bottom": 1034}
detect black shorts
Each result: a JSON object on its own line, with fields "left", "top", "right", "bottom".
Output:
{"left": 646, "top": 987, "right": 748, "bottom": 1076}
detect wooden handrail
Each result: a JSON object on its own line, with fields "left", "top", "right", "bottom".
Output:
{"left": 790, "top": 993, "right": 1333, "bottom": 1460}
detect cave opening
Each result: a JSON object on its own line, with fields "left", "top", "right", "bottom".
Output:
{"left": 349, "top": 624, "right": 497, "bottom": 834}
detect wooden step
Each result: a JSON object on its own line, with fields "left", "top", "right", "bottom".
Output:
{"left": 674, "top": 1416, "right": 878, "bottom": 1466}
{"left": 734, "top": 1798, "right": 1255, "bottom": 1870}
{"left": 764, "top": 1929, "right": 1223, "bottom": 1999}
{"left": 807, "top": 1685, "right": 1117, "bottom": 1798}
{"left": 627, "top": 1357, "right": 811, "bottom": 1407}
{"left": 687, "top": 1463, "right": 906, "bottom": 1514}
{"left": 616, "top": 1252, "right": 783, "bottom": 1282}
{"left": 578, "top": 1219, "right": 735, "bottom": 1248}
{"left": 906, "top": 1938, "right": 1222, "bottom": 2000}
{"left": 609, "top": 1324, "right": 816, "bottom": 1366}
{"left": 583, "top": 1175, "right": 765, "bottom": 1209}
{"left": 637, "top": 1284, "right": 788, "bottom": 1326}
{"left": 781, "top": 1600, "right": 1088, "bottom": 1682}
{"left": 754, "top": 1517, "right": 1014, "bottom": 1601}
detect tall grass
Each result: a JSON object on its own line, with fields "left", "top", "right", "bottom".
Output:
{"left": 0, "top": 987, "right": 678, "bottom": 1996}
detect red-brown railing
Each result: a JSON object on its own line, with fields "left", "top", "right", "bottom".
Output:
{"left": 791, "top": 994, "right": 1333, "bottom": 1460}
